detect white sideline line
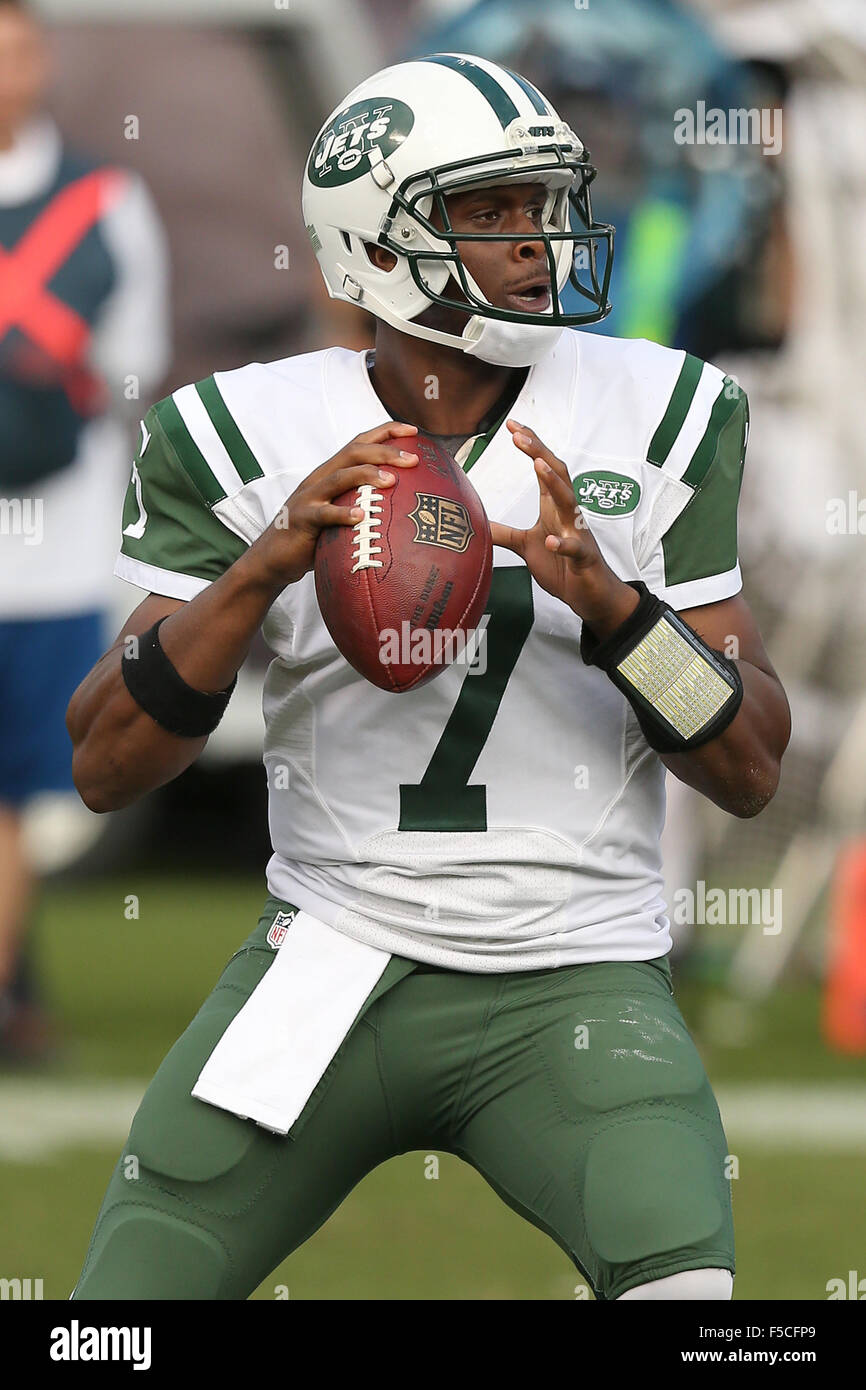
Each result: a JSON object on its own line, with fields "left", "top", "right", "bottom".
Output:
{"left": 715, "top": 1084, "right": 866, "bottom": 1151}
{"left": 0, "top": 1080, "right": 144, "bottom": 1161}
{"left": 0, "top": 1080, "right": 865, "bottom": 1160}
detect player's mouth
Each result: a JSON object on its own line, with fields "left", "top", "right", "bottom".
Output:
{"left": 503, "top": 278, "right": 552, "bottom": 313}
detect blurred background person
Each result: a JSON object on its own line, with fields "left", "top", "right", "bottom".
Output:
{"left": 47, "top": 14, "right": 384, "bottom": 810}
{"left": 50, "top": 22, "right": 317, "bottom": 388}
{"left": 0, "top": 0, "right": 170, "bottom": 1061}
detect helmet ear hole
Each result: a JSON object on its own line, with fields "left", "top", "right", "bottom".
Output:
{"left": 340, "top": 230, "right": 353, "bottom": 254}
{"left": 364, "top": 240, "right": 398, "bottom": 272}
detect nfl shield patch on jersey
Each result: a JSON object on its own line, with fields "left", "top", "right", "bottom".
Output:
{"left": 267, "top": 909, "right": 297, "bottom": 950}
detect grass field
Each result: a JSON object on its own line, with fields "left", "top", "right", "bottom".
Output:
{"left": 1, "top": 873, "right": 864, "bottom": 1301}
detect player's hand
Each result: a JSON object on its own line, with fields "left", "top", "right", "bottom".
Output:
{"left": 253, "top": 422, "right": 419, "bottom": 587}
{"left": 490, "top": 421, "right": 640, "bottom": 637}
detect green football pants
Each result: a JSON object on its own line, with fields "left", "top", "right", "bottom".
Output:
{"left": 72, "top": 896, "right": 735, "bottom": 1301}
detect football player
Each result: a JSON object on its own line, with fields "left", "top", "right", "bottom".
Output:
{"left": 67, "top": 55, "right": 790, "bottom": 1300}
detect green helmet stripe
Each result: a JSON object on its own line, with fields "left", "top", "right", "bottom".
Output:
{"left": 420, "top": 55, "right": 520, "bottom": 128}
{"left": 502, "top": 67, "right": 550, "bottom": 116}
{"left": 647, "top": 353, "right": 704, "bottom": 467}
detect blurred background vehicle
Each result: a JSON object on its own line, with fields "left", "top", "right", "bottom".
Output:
{"left": 1, "top": 0, "right": 864, "bottom": 1300}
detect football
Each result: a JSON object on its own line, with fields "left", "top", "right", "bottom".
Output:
{"left": 314, "top": 433, "right": 493, "bottom": 692}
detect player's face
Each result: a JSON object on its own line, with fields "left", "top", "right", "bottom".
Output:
{"left": 437, "top": 181, "right": 554, "bottom": 315}
{"left": 0, "top": 5, "right": 49, "bottom": 136}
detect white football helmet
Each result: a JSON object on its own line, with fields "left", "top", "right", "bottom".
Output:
{"left": 302, "top": 53, "right": 614, "bottom": 368}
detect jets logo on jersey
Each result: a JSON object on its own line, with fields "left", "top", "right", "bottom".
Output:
{"left": 308, "top": 98, "right": 414, "bottom": 187}
{"left": 572, "top": 470, "right": 641, "bottom": 516}
{"left": 410, "top": 493, "right": 475, "bottom": 553}
{"left": 267, "top": 909, "right": 297, "bottom": 950}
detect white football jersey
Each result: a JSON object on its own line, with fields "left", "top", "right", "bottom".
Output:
{"left": 116, "top": 330, "right": 748, "bottom": 971}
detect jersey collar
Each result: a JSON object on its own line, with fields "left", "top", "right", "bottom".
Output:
{"left": 346, "top": 332, "right": 580, "bottom": 522}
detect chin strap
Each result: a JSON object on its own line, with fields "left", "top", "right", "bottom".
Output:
{"left": 458, "top": 265, "right": 565, "bottom": 368}
{"left": 461, "top": 313, "right": 564, "bottom": 367}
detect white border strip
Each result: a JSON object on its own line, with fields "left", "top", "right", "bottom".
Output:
{"left": 661, "top": 563, "right": 742, "bottom": 612}
{"left": 114, "top": 553, "right": 211, "bottom": 600}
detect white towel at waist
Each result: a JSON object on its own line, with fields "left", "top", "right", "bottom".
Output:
{"left": 192, "top": 908, "right": 392, "bottom": 1135}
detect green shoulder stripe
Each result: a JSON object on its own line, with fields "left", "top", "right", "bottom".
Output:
{"left": 154, "top": 396, "right": 226, "bottom": 507}
{"left": 120, "top": 404, "right": 247, "bottom": 583}
{"left": 647, "top": 353, "right": 704, "bottom": 468}
{"left": 662, "top": 391, "right": 749, "bottom": 588}
{"left": 196, "top": 376, "right": 264, "bottom": 486}
{"left": 681, "top": 379, "right": 745, "bottom": 489}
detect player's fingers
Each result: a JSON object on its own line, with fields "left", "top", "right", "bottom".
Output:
{"left": 535, "top": 465, "right": 566, "bottom": 533}
{"left": 535, "top": 457, "right": 580, "bottom": 530}
{"left": 343, "top": 441, "right": 420, "bottom": 468}
{"left": 290, "top": 496, "right": 365, "bottom": 538}
{"left": 489, "top": 521, "right": 524, "bottom": 556}
{"left": 508, "top": 420, "right": 571, "bottom": 484}
{"left": 354, "top": 421, "right": 419, "bottom": 446}
{"left": 531, "top": 465, "right": 570, "bottom": 545}
{"left": 303, "top": 427, "right": 418, "bottom": 488}
{"left": 311, "top": 502, "right": 366, "bottom": 530}
{"left": 545, "top": 532, "right": 589, "bottom": 558}
{"left": 545, "top": 512, "right": 598, "bottom": 567}
{"left": 318, "top": 454, "right": 418, "bottom": 500}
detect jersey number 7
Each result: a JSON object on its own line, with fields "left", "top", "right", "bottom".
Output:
{"left": 398, "top": 567, "right": 534, "bottom": 832}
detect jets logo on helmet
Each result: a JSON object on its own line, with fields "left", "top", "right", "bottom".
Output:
{"left": 302, "top": 53, "right": 615, "bottom": 368}
{"left": 309, "top": 99, "right": 414, "bottom": 188}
